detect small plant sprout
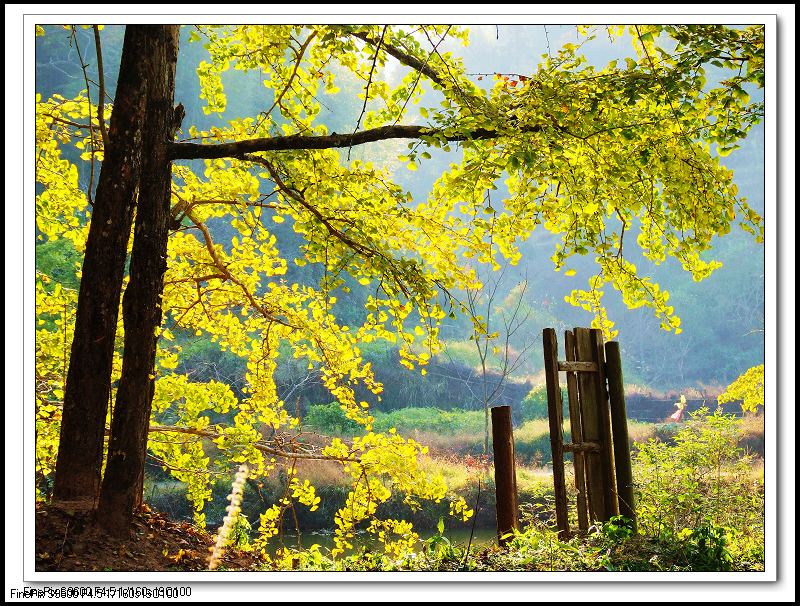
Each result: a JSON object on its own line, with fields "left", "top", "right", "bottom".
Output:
{"left": 208, "top": 463, "right": 249, "bottom": 571}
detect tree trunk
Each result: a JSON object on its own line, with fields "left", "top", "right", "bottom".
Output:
{"left": 98, "top": 25, "right": 180, "bottom": 534}
{"left": 53, "top": 27, "right": 151, "bottom": 504}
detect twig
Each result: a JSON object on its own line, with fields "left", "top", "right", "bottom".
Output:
{"left": 615, "top": 208, "right": 627, "bottom": 258}
{"left": 392, "top": 26, "right": 449, "bottom": 126}
{"left": 59, "top": 519, "right": 72, "bottom": 558}
{"left": 93, "top": 26, "right": 110, "bottom": 149}
{"left": 462, "top": 475, "right": 482, "bottom": 569}
{"left": 70, "top": 26, "right": 96, "bottom": 206}
{"left": 349, "top": 25, "right": 387, "bottom": 160}
{"left": 253, "top": 31, "right": 317, "bottom": 135}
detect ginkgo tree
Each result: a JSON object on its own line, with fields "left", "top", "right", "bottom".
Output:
{"left": 35, "top": 23, "right": 764, "bottom": 558}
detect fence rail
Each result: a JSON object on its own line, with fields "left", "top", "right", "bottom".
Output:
{"left": 542, "top": 327, "right": 635, "bottom": 538}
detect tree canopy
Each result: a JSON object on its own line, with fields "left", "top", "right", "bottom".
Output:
{"left": 35, "top": 23, "right": 764, "bottom": 559}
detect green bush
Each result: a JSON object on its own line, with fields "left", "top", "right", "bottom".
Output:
{"left": 36, "top": 239, "right": 82, "bottom": 288}
{"left": 680, "top": 523, "right": 734, "bottom": 571}
{"left": 304, "top": 402, "right": 364, "bottom": 435}
{"left": 632, "top": 407, "right": 764, "bottom": 564}
{"left": 520, "top": 385, "right": 549, "bottom": 421}
{"left": 519, "top": 385, "right": 567, "bottom": 422}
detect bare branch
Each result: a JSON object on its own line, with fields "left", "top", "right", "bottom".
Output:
{"left": 93, "top": 26, "right": 110, "bottom": 149}
{"left": 351, "top": 26, "right": 386, "bottom": 142}
{"left": 70, "top": 26, "right": 97, "bottom": 205}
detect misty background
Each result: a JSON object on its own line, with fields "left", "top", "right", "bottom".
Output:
{"left": 35, "top": 24, "right": 765, "bottom": 418}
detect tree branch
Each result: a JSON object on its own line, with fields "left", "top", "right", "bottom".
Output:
{"left": 243, "top": 155, "right": 378, "bottom": 260}
{"left": 353, "top": 26, "right": 386, "bottom": 135}
{"left": 253, "top": 31, "right": 317, "bottom": 134}
{"left": 70, "top": 26, "right": 96, "bottom": 205}
{"left": 169, "top": 124, "right": 540, "bottom": 160}
{"left": 391, "top": 26, "right": 449, "bottom": 126}
{"left": 93, "top": 25, "right": 110, "bottom": 149}
{"left": 181, "top": 204, "right": 296, "bottom": 329}
{"left": 351, "top": 30, "right": 446, "bottom": 88}
{"left": 148, "top": 424, "right": 361, "bottom": 463}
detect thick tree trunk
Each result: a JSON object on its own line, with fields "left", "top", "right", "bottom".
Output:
{"left": 98, "top": 25, "right": 180, "bottom": 534}
{"left": 53, "top": 27, "right": 151, "bottom": 504}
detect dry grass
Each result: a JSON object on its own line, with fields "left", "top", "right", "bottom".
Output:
{"left": 417, "top": 454, "right": 551, "bottom": 495}
{"left": 398, "top": 429, "right": 482, "bottom": 454}
{"left": 256, "top": 456, "right": 349, "bottom": 489}
{"left": 417, "top": 454, "right": 475, "bottom": 490}
{"left": 623, "top": 382, "right": 727, "bottom": 401}
{"left": 514, "top": 418, "right": 551, "bottom": 441}
{"left": 293, "top": 458, "right": 349, "bottom": 487}
{"left": 737, "top": 413, "right": 765, "bottom": 457}
{"left": 627, "top": 419, "right": 659, "bottom": 444}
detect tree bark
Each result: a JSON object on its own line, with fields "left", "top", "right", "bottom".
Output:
{"left": 97, "top": 25, "right": 180, "bottom": 534}
{"left": 53, "top": 27, "right": 150, "bottom": 504}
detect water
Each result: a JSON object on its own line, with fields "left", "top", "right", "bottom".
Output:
{"left": 257, "top": 526, "right": 499, "bottom": 556}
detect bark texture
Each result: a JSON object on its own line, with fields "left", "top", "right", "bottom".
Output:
{"left": 53, "top": 27, "right": 150, "bottom": 503}
{"left": 98, "top": 25, "right": 180, "bottom": 534}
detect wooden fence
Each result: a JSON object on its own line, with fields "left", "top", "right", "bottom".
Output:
{"left": 543, "top": 327, "right": 636, "bottom": 538}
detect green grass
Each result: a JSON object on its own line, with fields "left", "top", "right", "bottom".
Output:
{"left": 373, "top": 407, "right": 486, "bottom": 435}
{"left": 303, "top": 403, "right": 730, "bottom": 466}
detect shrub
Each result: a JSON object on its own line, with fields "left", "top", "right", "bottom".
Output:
{"left": 679, "top": 522, "right": 734, "bottom": 571}
{"left": 520, "top": 385, "right": 549, "bottom": 421}
{"left": 632, "top": 407, "right": 764, "bottom": 561}
{"left": 176, "top": 337, "right": 247, "bottom": 401}
{"left": 519, "top": 385, "right": 568, "bottom": 423}
{"left": 304, "top": 402, "right": 364, "bottom": 435}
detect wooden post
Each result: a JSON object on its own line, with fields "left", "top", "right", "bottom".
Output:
{"left": 542, "top": 328, "right": 569, "bottom": 539}
{"left": 565, "top": 330, "right": 589, "bottom": 531}
{"left": 590, "top": 329, "right": 619, "bottom": 518}
{"left": 574, "top": 328, "right": 608, "bottom": 522}
{"left": 491, "top": 405, "right": 519, "bottom": 546}
{"left": 605, "top": 341, "right": 637, "bottom": 531}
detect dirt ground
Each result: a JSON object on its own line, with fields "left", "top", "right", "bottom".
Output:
{"left": 35, "top": 502, "right": 264, "bottom": 572}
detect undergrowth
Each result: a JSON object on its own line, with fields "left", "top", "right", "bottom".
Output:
{"left": 240, "top": 408, "right": 765, "bottom": 572}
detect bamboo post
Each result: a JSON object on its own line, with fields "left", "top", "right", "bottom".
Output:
{"left": 491, "top": 405, "right": 519, "bottom": 546}
{"left": 573, "top": 328, "right": 608, "bottom": 522}
{"left": 542, "top": 328, "right": 569, "bottom": 539}
{"left": 605, "top": 341, "right": 637, "bottom": 531}
{"left": 565, "top": 330, "right": 589, "bottom": 531}
{"left": 590, "top": 329, "right": 619, "bottom": 518}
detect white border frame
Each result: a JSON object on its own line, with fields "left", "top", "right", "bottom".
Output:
{"left": 6, "top": 4, "right": 794, "bottom": 601}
